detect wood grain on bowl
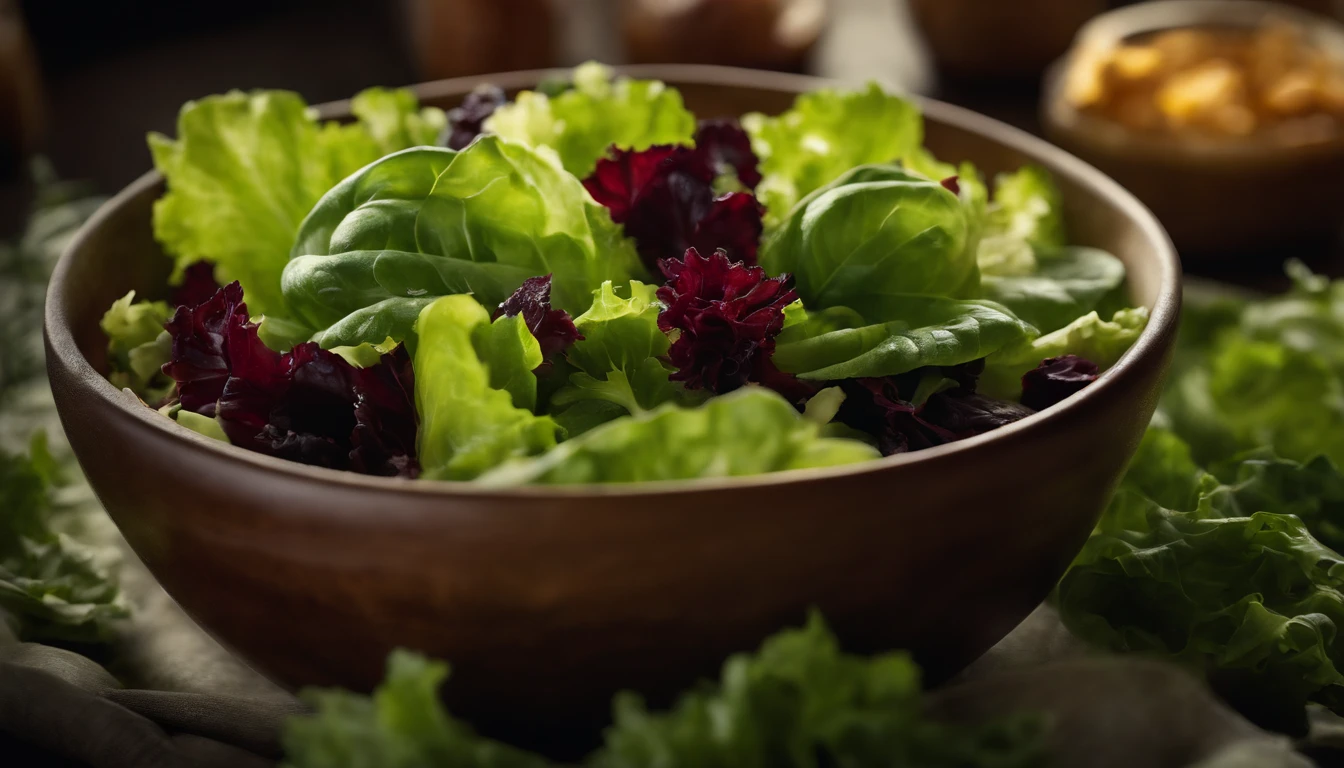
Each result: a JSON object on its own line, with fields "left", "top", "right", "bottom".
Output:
{"left": 44, "top": 65, "right": 1180, "bottom": 757}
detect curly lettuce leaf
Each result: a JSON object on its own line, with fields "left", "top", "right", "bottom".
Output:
{"left": 1058, "top": 427, "right": 1344, "bottom": 726}
{"left": 981, "top": 307, "right": 1148, "bottom": 400}
{"left": 760, "top": 164, "right": 979, "bottom": 311}
{"left": 0, "top": 434, "right": 128, "bottom": 643}
{"left": 284, "top": 139, "right": 642, "bottom": 347}
{"left": 547, "top": 281, "right": 693, "bottom": 435}
{"left": 773, "top": 298, "right": 1036, "bottom": 381}
{"left": 99, "top": 291, "right": 174, "bottom": 401}
{"left": 283, "top": 650, "right": 549, "bottom": 768}
{"left": 413, "top": 295, "right": 558, "bottom": 481}
{"left": 484, "top": 62, "right": 696, "bottom": 178}
{"left": 479, "top": 388, "right": 880, "bottom": 486}
{"left": 149, "top": 88, "right": 445, "bottom": 318}
{"left": 977, "top": 166, "right": 1067, "bottom": 278}
{"left": 284, "top": 616, "right": 1046, "bottom": 768}
{"left": 743, "top": 83, "right": 922, "bottom": 220}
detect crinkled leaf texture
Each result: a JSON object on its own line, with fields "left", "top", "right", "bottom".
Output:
{"left": 478, "top": 387, "right": 879, "bottom": 486}
{"left": 1058, "top": 427, "right": 1344, "bottom": 725}
{"left": 977, "top": 166, "right": 1067, "bottom": 278}
{"left": 547, "top": 280, "right": 692, "bottom": 436}
{"left": 413, "top": 295, "right": 559, "bottom": 481}
{"left": 485, "top": 61, "right": 697, "bottom": 178}
{"left": 149, "top": 87, "right": 444, "bottom": 317}
{"left": 283, "top": 138, "right": 642, "bottom": 349}
{"left": 773, "top": 298, "right": 1036, "bottom": 381}
{"left": 743, "top": 83, "right": 923, "bottom": 221}
{"left": 283, "top": 615, "right": 1047, "bottom": 768}
{"left": 99, "top": 290, "right": 173, "bottom": 401}
{"left": 0, "top": 434, "right": 128, "bottom": 644}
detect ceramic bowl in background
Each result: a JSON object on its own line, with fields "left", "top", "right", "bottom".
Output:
{"left": 46, "top": 65, "right": 1180, "bottom": 755}
{"left": 1042, "top": 0, "right": 1344, "bottom": 261}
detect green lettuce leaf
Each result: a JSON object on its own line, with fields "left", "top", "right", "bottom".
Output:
{"left": 484, "top": 62, "right": 696, "bottom": 178}
{"left": 1057, "top": 427, "right": 1344, "bottom": 726}
{"left": 283, "top": 138, "right": 641, "bottom": 347}
{"left": 773, "top": 297, "right": 1036, "bottom": 381}
{"left": 99, "top": 291, "right": 173, "bottom": 401}
{"left": 547, "top": 281, "right": 694, "bottom": 434}
{"left": 981, "top": 246, "right": 1127, "bottom": 334}
{"left": 760, "top": 164, "right": 979, "bottom": 312}
{"left": 413, "top": 295, "right": 558, "bottom": 481}
{"left": 478, "top": 388, "right": 880, "bottom": 486}
{"left": 149, "top": 88, "right": 445, "bottom": 318}
{"left": 283, "top": 650, "right": 549, "bottom": 768}
{"left": 981, "top": 307, "right": 1148, "bottom": 400}
{"left": 284, "top": 616, "right": 1046, "bottom": 768}
{"left": 743, "top": 83, "right": 922, "bottom": 220}
{"left": 977, "top": 166, "right": 1067, "bottom": 278}
{"left": 0, "top": 434, "right": 128, "bottom": 643}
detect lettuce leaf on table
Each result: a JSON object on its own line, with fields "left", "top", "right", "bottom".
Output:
{"left": 282, "top": 615, "right": 1047, "bottom": 768}
{"left": 485, "top": 62, "right": 697, "bottom": 178}
{"left": 149, "top": 87, "right": 445, "bottom": 319}
{"left": 283, "top": 138, "right": 642, "bottom": 349}
{"left": 478, "top": 388, "right": 878, "bottom": 486}
{"left": 0, "top": 434, "right": 128, "bottom": 644}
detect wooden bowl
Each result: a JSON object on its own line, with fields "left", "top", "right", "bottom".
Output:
{"left": 1042, "top": 0, "right": 1344, "bottom": 261}
{"left": 45, "top": 65, "right": 1180, "bottom": 755}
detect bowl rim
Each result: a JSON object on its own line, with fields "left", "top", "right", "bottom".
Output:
{"left": 1042, "top": 0, "right": 1344, "bottom": 162}
{"left": 44, "top": 64, "right": 1181, "bottom": 499}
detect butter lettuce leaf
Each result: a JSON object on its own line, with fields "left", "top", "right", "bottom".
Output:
{"left": 149, "top": 88, "right": 444, "bottom": 318}
{"left": 485, "top": 62, "right": 696, "bottom": 178}
{"left": 743, "top": 83, "right": 922, "bottom": 220}
{"left": 981, "top": 246, "right": 1127, "bottom": 334}
{"left": 774, "top": 297, "right": 1036, "bottom": 381}
{"left": 413, "top": 296, "right": 558, "bottom": 481}
{"left": 760, "top": 165, "right": 979, "bottom": 312}
{"left": 284, "top": 138, "right": 641, "bottom": 347}
{"left": 479, "top": 388, "right": 879, "bottom": 486}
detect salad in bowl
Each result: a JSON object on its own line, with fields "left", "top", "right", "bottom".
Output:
{"left": 99, "top": 62, "right": 1148, "bottom": 485}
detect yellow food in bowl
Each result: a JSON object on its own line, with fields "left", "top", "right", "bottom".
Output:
{"left": 1065, "top": 21, "right": 1344, "bottom": 144}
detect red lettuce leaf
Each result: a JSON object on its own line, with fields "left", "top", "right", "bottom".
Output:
{"left": 694, "top": 119, "right": 762, "bottom": 188}
{"left": 166, "top": 283, "right": 418, "bottom": 477}
{"left": 656, "top": 248, "right": 796, "bottom": 394}
{"left": 442, "top": 84, "right": 507, "bottom": 150}
{"left": 836, "top": 361, "right": 1035, "bottom": 456}
{"left": 1021, "top": 355, "right": 1099, "bottom": 411}
{"left": 493, "top": 274, "right": 583, "bottom": 363}
{"left": 161, "top": 281, "right": 249, "bottom": 416}
{"left": 583, "top": 126, "right": 765, "bottom": 272}
{"left": 171, "top": 260, "right": 222, "bottom": 309}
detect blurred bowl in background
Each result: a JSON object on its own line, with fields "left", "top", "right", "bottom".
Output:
{"left": 909, "top": 0, "right": 1107, "bottom": 82}
{"left": 621, "top": 0, "right": 827, "bottom": 72}
{"left": 1042, "top": 0, "right": 1344, "bottom": 261}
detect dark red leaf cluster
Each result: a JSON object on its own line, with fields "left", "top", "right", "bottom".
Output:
{"left": 493, "top": 275, "right": 582, "bottom": 363}
{"left": 162, "top": 281, "right": 249, "bottom": 416}
{"left": 583, "top": 122, "right": 764, "bottom": 272}
{"left": 1020, "top": 355, "right": 1099, "bottom": 411}
{"left": 694, "top": 119, "right": 762, "bottom": 188}
{"left": 171, "top": 261, "right": 222, "bottom": 309}
{"left": 163, "top": 283, "right": 418, "bottom": 477}
{"left": 656, "top": 248, "right": 797, "bottom": 395}
{"left": 836, "top": 361, "right": 1036, "bottom": 456}
{"left": 441, "top": 84, "right": 508, "bottom": 150}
